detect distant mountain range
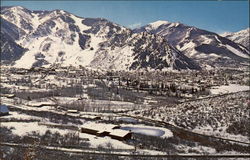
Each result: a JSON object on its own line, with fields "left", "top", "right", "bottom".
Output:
{"left": 1, "top": 6, "right": 249, "bottom": 70}
{"left": 134, "top": 21, "right": 249, "bottom": 68}
{"left": 220, "top": 28, "right": 250, "bottom": 51}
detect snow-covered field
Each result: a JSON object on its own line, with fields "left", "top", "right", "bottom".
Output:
{"left": 1, "top": 121, "right": 142, "bottom": 152}
{"left": 120, "top": 124, "right": 173, "bottom": 138}
{"left": 1, "top": 111, "right": 40, "bottom": 121}
{"left": 1, "top": 122, "right": 69, "bottom": 136}
{"left": 1, "top": 64, "right": 249, "bottom": 157}
{"left": 0, "top": 97, "right": 171, "bottom": 153}
{"left": 210, "top": 84, "right": 249, "bottom": 95}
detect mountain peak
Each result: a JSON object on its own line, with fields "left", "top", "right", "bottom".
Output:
{"left": 221, "top": 28, "right": 250, "bottom": 37}
{"left": 9, "top": 6, "right": 25, "bottom": 11}
{"left": 149, "top": 20, "right": 170, "bottom": 29}
{"left": 52, "top": 9, "right": 67, "bottom": 15}
{"left": 220, "top": 28, "right": 250, "bottom": 50}
{"left": 220, "top": 32, "right": 232, "bottom": 37}
{"left": 237, "top": 28, "right": 250, "bottom": 34}
{"left": 1, "top": 6, "right": 25, "bottom": 12}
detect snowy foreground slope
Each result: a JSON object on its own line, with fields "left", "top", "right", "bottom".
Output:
{"left": 134, "top": 21, "right": 250, "bottom": 68}
{"left": 130, "top": 91, "right": 250, "bottom": 143}
{"left": 1, "top": 6, "right": 200, "bottom": 71}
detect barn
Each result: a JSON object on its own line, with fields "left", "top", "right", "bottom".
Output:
{"left": 0, "top": 105, "right": 9, "bottom": 116}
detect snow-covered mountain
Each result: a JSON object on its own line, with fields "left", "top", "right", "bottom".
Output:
{"left": 134, "top": 20, "right": 250, "bottom": 68}
{"left": 221, "top": 28, "right": 250, "bottom": 50}
{"left": 0, "top": 6, "right": 201, "bottom": 71}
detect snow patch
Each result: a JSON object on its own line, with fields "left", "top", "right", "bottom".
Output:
{"left": 148, "top": 20, "right": 169, "bottom": 30}
{"left": 1, "top": 122, "right": 68, "bottom": 136}
{"left": 71, "top": 15, "right": 91, "bottom": 31}
{"left": 120, "top": 124, "right": 173, "bottom": 138}
{"left": 210, "top": 84, "right": 249, "bottom": 95}
{"left": 225, "top": 45, "right": 249, "bottom": 58}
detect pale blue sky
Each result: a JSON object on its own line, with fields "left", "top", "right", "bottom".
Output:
{"left": 2, "top": 1, "right": 249, "bottom": 33}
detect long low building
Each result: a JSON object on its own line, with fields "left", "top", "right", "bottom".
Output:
{"left": 109, "top": 129, "right": 132, "bottom": 141}
{"left": 80, "top": 123, "right": 132, "bottom": 141}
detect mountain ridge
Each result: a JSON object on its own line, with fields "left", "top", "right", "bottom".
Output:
{"left": 220, "top": 28, "right": 250, "bottom": 50}
{"left": 134, "top": 20, "right": 249, "bottom": 68}
{"left": 1, "top": 6, "right": 249, "bottom": 70}
{"left": 1, "top": 6, "right": 201, "bottom": 71}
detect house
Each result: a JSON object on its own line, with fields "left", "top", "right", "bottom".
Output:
{"left": 0, "top": 105, "right": 9, "bottom": 116}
